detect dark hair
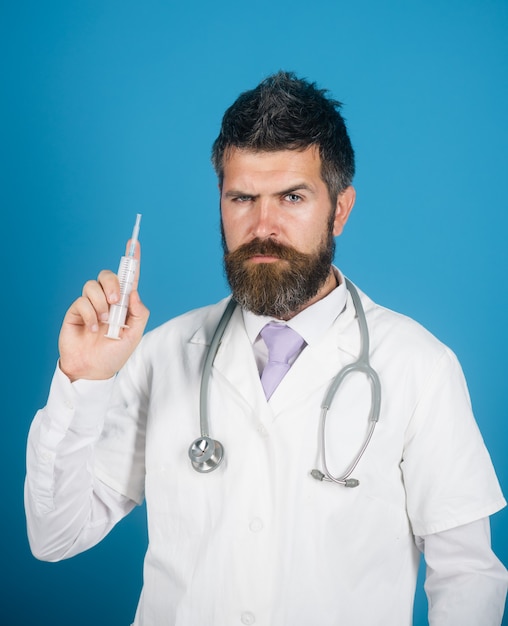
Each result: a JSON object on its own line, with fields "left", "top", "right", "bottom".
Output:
{"left": 211, "top": 71, "right": 355, "bottom": 202}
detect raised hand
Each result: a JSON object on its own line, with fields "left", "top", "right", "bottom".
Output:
{"left": 58, "top": 241, "right": 149, "bottom": 381}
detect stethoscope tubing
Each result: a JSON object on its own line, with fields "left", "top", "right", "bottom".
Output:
{"left": 189, "top": 279, "right": 381, "bottom": 485}
{"left": 198, "top": 297, "right": 237, "bottom": 438}
{"left": 316, "top": 279, "right": 381, "bottom": 486}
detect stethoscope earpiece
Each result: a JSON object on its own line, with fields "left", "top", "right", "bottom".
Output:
{"left": 188, "top": 436, "right": 224, "bottom": 473}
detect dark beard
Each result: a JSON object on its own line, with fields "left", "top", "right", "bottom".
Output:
{"left": 223, "top": 232, "right": 335, "bottom": 319}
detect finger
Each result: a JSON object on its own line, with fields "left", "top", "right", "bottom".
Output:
{"left": 64, "top": 295, "right": 101, "bottom": 333}
{"left": 81, "top": 279, "right": 111, "bottom": 323}
{"left": 97, "top": 269, "right": 121, "bottom": 305}
{"left": 125, "top": 240, "right": 141, "bottom": 291}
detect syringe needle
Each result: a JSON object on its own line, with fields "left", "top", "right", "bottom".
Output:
{"left": 128, "top": 213, "right": 142, "bottom": 257}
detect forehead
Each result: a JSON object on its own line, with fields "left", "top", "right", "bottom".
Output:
{"left": 222, "top": 146, "right": 323, "bottom": 187}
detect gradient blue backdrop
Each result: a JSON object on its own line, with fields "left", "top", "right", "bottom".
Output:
{"left": 2, "top": 1, "right": 507, "bottom": 624}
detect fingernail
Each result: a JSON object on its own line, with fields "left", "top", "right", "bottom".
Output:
{"left": 100, "top": 312, "right": 109, "bottom": 322}
{"left": 91, "top": 323, "right": 99, "bottom": 333}
{"left": 108, "top": 293, "right": 119, "bottom": 303}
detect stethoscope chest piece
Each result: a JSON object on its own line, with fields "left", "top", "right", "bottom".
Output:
{"left": 188, "top": 436, "right": 224, "bottom": 473}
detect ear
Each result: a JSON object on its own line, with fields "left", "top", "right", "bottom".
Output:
{"left": 332, "top": 186, "right": 356, "bottom": 236}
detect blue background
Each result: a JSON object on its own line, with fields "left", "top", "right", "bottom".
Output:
{"left": 2, "top": 1, "right": 507, "bottom": 624}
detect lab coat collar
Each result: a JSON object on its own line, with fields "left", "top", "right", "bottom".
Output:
{"left": 188, "top": 296, "right": 233, "bottom": 348}
{"left": 267, "top": 286, "right": 363, "bottom": 414}
{"left": 187, "top": 283, "right": 373, "bottom": 417}
{"left": 189, "top": 300, "right": 265, "bottom": 410}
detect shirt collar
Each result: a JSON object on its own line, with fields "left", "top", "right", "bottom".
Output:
{"left": 242, "top": 267, "right": 348, "bottom": 346}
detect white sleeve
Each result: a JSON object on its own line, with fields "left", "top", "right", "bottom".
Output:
{"left": 418, "top": 518, "right": 508, "bottom": 626}
{"left": 25, "top": 365, "right": 137, "bottom": 562}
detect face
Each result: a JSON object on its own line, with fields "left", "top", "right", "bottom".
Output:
{"left": 220, "top": 147, "right": 355, "bottom": 319}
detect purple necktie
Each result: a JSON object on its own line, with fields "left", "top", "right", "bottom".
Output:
{"left": 260, "top": 322, "right": 305, "bottom": 399}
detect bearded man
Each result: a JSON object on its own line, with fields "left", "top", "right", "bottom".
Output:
{"left": 25, "top": 72, "right": 507, "bottom": 626}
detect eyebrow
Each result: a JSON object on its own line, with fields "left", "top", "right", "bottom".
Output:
{"left": 223, "top": 183, "right": 314, "bottom": 199}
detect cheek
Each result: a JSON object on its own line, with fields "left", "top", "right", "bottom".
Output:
{"left": 292, "top": 221, "right": 327, "bottom": 251}
{"left": 220, "top": 212, "right": 243, "bottom": 251}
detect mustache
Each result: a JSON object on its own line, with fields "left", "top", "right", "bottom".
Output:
{"left": 225, "top": 238, "right": 308, "bottom": 263}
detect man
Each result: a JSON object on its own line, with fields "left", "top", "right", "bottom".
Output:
{"left": 25, "top": 72, "right": 507, "bottom": 625}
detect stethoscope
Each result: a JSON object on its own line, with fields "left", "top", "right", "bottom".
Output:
{"left": 188, "top": 278, "right": 381, "bottom": 487}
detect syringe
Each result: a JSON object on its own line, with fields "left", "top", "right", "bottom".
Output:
{"left": 105, "top": 213, "right": 142, "bottom": 340}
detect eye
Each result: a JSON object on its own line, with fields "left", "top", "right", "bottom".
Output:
{"left": 284, "top": 193, "right": 302, "bottom": 203}
{"left": 232, "top": 195, "right": 253, "bottom": 203}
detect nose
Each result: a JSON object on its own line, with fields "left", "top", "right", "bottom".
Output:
{"left": 251, "top": 199, "right": 280, "bottom": 240}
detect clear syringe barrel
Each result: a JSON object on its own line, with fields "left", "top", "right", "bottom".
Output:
{"left": 105, "top": 255, "right": 138, "bottom": 339}
{"left": 105, "top": 213, "right": 142, "bottom": 340}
